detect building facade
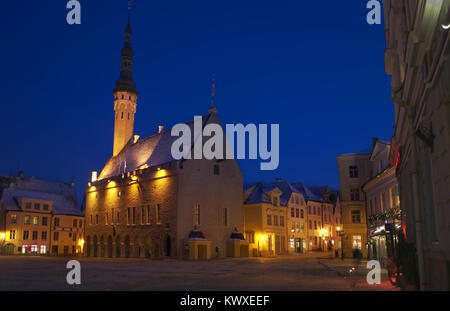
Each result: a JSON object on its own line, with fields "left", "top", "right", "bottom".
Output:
{"left": 383, "top": 0, "right": 450, "bottom": 289}
{"left": 0, "top": 173, "right": 84, "bottom": 256}
{"left": 336, "top": 153, "right": 371, "bottom": 258}
{"left": 84, "top": 18, "right": 245, "bottom": 260}
{"left": 243, "top": 179, "right": 341, "bottom": 256}
{"left": 362, "top": 139, "right": 400, "bottom": 268}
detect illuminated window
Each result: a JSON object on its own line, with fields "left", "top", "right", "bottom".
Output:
{"left": 300, "top": 223, "right": 304, "bottom": 233}
{"left": 33, "top": 216, "right": 39, "bottom": 225}
{"left": 300, "top": 209, "right": 304, "bottom": 219}
{"left": 352, "top": 235, "right": 362, "bottom": 249}
{"left": 24, "top": 216, "right": 30, "bottom": 225}
{"left": 10, "top": 214, "right": 17, "bottom": 224}
{"left": 40, "top": 245, "right": 47, "bottom": 254}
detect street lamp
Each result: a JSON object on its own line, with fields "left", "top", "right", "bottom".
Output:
{"left": 0, "top": 232, "right": 6, "bottom": 255}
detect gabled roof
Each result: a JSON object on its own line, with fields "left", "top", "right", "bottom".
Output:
{"left": 291, "top": 182, "right": 324, "bottom": 203}
{"left": 0, "top": 176, "right": 83, "bottom": 216}
{"left": 244, "top": 183, "right": 272, "bottom": 205}
{"left": 99, "top": 113, "right": 214, "bottom": 180}
{"left": 244, "top": 179, "right": 324, "bottom": 205}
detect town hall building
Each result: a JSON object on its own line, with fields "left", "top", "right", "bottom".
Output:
{"left": 84, "top": 17, "right": 246, "bottom": 260}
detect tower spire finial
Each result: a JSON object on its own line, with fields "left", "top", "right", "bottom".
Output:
{"left": 128, "top": 0, "right": 132, "bottom": 23}
{"left": 209, "top": 74, "right": 218, "bottom": 114}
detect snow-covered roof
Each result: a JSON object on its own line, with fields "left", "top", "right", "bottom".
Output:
{"left": 244, "top": 179, "right": 324, "bottom": 205}
{"left": 99, "top": 113, "right": 214, "bottom": 180}
{"left": 0, "top": 176, "right": 83, "bottom": 216}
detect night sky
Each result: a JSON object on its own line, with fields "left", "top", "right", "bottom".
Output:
{"left": 0, "top": 0, "right": 394, "bottom": 203}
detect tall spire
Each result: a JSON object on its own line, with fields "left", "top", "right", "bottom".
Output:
{"left": 209, "top": 74, "right": 217, "bottom": 114}
{"left": 113, "top": 1, "right": 137, "bottom": 95}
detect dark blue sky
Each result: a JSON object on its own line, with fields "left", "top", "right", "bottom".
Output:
{"left": 0, "top": 0, "right": 394, "bottom": 203}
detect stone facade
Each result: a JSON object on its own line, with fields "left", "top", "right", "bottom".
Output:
{"left": 383, "top": 0, "right": 450, "bottom": 290}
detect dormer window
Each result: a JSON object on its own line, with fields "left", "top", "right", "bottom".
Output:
{"left": 272, "top": 196, "right": 279, "bottom": 207}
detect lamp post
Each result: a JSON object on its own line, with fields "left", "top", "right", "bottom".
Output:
{"left": 0, "top": 232, "right": 6, "bottom": 255}
{"left": 336, "top": 227, "right": 345, "bottom": 259}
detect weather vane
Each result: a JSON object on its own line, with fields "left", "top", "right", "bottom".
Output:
{"left": 211, "top": 74, "right": 216, "bottom": 108}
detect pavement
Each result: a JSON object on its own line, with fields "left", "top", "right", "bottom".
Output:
{"left": 0, "top": 253, "right": 399, "bottom": 291}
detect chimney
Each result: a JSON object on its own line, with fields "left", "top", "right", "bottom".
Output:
{"left": 158, "top": 125, "right": 164, "bottom": 134}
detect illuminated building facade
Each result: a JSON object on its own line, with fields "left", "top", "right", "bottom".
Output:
{"left": 84, "top": 18, "right": 244, "bottom": 260}
{"left": 0, "top": 173, "right": 84, "bottom": 256}
{"left": 243, "top": 179, "right": 341, "bottom": 256}
{"left": 336, "top": 153, "right": 370, "bottom": 258}
{"left": 383, "top": 0, "right": 450, "bottom": 289}
{"left": 362, "top": 139, "right": 400, "bottom": 268}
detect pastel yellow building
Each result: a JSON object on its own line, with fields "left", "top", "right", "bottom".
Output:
{"left": 336, "top": 153, "right": 371, "bottom": 258}
{"left": 0, "top": 173, "right": 84, "bottom": 256}
{"left": 244, "top": 179, "right": 342, "bottom": 256}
